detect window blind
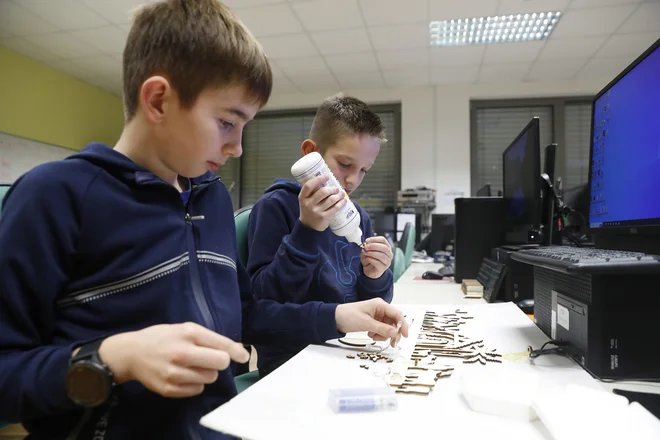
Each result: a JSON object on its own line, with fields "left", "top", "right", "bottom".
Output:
{"left": 239, "top": 109, "right": 400, "bottom": 213}
{"left": 564, "top": 102, "right": 593, "bottom": 190}
{"left": 216, "top": 157, "right": 240, "bottom": 210}
{"left": 240, "top": 115, "right": 314, "bottom": 207}
{"left": 474, "top": 106, "right": 554, "bottom": 196}
{"left": 350, "top": 111, "right": 399, "bottom": 215}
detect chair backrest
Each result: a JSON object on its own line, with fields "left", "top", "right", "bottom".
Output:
{"left": 0, "top": 184, "right": 11, "bottom": 217}
{"left": 392, "top": 247, "right": 406, "bottom": 282}
{"left": 234, "top": 206, "right": 253, "bottom": 267}
{"left": 398, "top": 222, "right": 416, "bottom": 269}
{"left": 405, "top": 224, "right": 415, "bottom": 268}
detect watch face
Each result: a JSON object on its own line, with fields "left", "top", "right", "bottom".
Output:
{"left": 66, "top": 362, "right": 111, "bottom": 407}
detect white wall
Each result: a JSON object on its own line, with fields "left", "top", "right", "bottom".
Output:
{"left": 266, "top": 77, "right": 610, "bottom": 213}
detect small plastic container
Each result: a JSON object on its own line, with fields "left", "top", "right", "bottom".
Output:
{"left": 328, "top": 387, "right": 398, "bottom": 413}
{"left": 291, "top": 152, "right": 363, "bottom": 246}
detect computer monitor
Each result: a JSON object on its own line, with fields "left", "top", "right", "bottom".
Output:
{"left": 502, "top": 117, "right": 542, "bottom": 244}
{"left": 476, "top": 184, "right": 492, "bottom": 197}
{"left": 588, "top": 37, "right": 660, "bottom": 236}
{"left": 430, "top": 214, "right": 455, "bottom": 254}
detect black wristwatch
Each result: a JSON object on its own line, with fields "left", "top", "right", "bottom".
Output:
{"left": 66, "top": 338, "right": 115, "bottom": 407}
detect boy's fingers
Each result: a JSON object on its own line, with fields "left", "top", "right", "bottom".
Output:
{"left": 373, "top": 303, "right": 407, "bottom": 338}
{"left": 364, "top": 320, "right": 399, "bottom": 340}
{"left": 318, "top": 191, "right": 344, "bottom": 212}
{"left": 328, "top": 197, "right": 348, "bottom": 215}
{"left": 300, "top": 176, "right": 327, "bottom": 198}
{"left": 364, "top": 243, "right": 392, "bottom": 256}
{"left": 363, "top": 253, "right": 390, "bottom": 268}
{"left": 164, "top": 365, "right": 219, "bottom": 386}
{"left": 185, "top": 324, "right": 249, "bottom": 363}
{"left": 184, "top": 346, "right": 233, "bottom": 371}
{"left": 311, "top": 186, "right": 339, "bottom": 206}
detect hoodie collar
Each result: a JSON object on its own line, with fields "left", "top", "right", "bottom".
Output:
{"left": 70, "top": 143, "right": 219, "bottom": 187}
{"left": 264, "top": 178, "right": 301, "bottom": 195}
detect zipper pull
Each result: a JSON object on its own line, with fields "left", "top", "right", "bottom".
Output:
{"left": 185, "top": 213, "right": 205, "bottom": 224}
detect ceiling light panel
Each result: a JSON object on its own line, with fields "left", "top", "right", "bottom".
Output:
{"left": 430, "top": 12, "right": 561, "bottom": 47}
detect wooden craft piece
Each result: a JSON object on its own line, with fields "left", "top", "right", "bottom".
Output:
{"left": 346, "top": 354, "right": 355, "bottom": 359}
{"left": 463, "top": 347, "right": 502, "bottom": 365}
{"left": 395, "top": 385, "right": 432, "bottom": 395}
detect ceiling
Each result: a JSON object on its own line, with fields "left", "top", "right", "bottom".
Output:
{"left": 1, "top": 0, "right": 659, "bottom": 97}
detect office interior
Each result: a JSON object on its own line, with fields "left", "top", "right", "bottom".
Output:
{"left": 1, "top": 0, "right": 660, "bottom": 438}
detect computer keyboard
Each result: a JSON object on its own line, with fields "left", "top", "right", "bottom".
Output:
{"left": 476, "top": 258, "right": 507, "bottom": 303}
{"left": 512, "top": 246, "right": 660, "bottom": 274}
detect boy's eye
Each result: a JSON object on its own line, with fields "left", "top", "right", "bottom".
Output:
{"left": 361, "top": 168, "right": 369, "bottom": 174}
{"left": 338, "top": 162, "right": 350, "bottom": 169}
{"left": 218, "top": 119, "right": 235, "bottom": 131}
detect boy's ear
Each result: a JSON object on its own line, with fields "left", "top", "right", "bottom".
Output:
{"left": 140, "top": 76, "right": 173, "bottom": 124}
{"left": 301, "top": 139, "right": 319, "bottom": 156}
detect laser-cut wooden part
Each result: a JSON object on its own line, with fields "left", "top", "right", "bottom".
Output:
{"left": 435, "top": 370, "right": 453, "bottom": 379}
{"left": 395, "top": 386, "right": 432, "bottom": 395}
{"left": 463, "top": 347, "right": 502, "bottom": 365}
{"left": 346, "top": 355, "right": 355, "bottom": 359}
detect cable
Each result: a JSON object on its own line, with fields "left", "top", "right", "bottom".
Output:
{"left": 529, "top": 340, "right": 568, "bottom": 359}
{"left": 528, "top": 341, "right": 660, "bottom": 384}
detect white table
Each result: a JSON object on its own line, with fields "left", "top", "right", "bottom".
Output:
{"left": 202, "top": 301, "right": 602, "bottom": 439}
{"left": 393, "top": 262, "right": 485, "bottom": 306}
{"left": 201, "top": 265, "right": 660, "bottom": 439}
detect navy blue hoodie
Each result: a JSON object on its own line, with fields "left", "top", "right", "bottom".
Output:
{"left": 0, "top": 145, "right": 342, "bottom": 440}
{"left": 247, "top": 179, "right": 393, "bottom": 375}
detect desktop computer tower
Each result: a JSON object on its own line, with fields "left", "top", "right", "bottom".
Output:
{"left": 454, "top": 197, "right": 505, "bottom": 283}
{"left": 533, "top": 267, "right": 660, "bottom": 380}
{"left": 492, "top": 246, "right": 534, "bottom": 302}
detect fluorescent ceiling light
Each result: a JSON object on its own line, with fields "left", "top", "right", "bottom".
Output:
{"left": 430, "top": 12, "right": 561, "bottom": 46}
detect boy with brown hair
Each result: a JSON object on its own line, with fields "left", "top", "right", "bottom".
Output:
{"left": 247, "top": 94, "right": 395, "bottom": 377}
{"left": 0, "top": 2, "right": 406, "bottom": 439}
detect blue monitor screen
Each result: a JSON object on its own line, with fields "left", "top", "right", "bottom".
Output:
{"left": 589, "top": 40, "right": 660, "bottom": 229}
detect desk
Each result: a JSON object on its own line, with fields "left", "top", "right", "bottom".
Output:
{"left": 202, "top": 303, "right": 598, "bottom": 439}
{"left": 202, "top": 265, "right": 660, "bottom": 439}
{"left": 393, "top": 262, "right": 485, "bottom": 306}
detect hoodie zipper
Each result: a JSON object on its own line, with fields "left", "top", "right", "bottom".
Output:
{"left": 185, "top": 186, "right": 217, "bottom": 332}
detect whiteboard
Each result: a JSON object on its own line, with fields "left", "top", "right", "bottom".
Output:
{"left": 0, "top": 131, "right": 74, "bottom": 183}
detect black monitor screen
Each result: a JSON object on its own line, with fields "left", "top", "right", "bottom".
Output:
{"left": 503, "top": 118, "right": 542, "bottom": 233}
{"left": 588, "top": 38, "right": 660, "bottom": 232}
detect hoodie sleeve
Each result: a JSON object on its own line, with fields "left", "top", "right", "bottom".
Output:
{"left": 239, "top": 256, "right": 343, "bottom": 347}
{"left": 0, "top": 167, "right": 89, "bottom": 422}
{"left": 356, "top": 212, "right": 394, "bottom": 303}
{"left": 247, "top": 195, "right": 323, "bottom": 303}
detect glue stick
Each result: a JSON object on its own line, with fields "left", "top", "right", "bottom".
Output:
{"left": 291, "top": 152, "right": 363, "bottom": 246}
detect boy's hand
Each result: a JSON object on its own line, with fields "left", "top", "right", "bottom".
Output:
{"left": 361, "top": 236, "right": 394, "bottom": 279}
{"left": 298, "top": 175, "right": 347, "bottom": 232}
{"left": 335, "top": 298, "right": 409, "bottom": 347}
{"left": 98, "top": 323, "right": 249, "bottom": 398}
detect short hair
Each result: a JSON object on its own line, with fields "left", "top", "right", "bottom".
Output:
{"left": 122, "top": 0, "right": 272, "bottom": 121}
{"left": 309, "top": 94, "right": 387, "bottom": 153}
